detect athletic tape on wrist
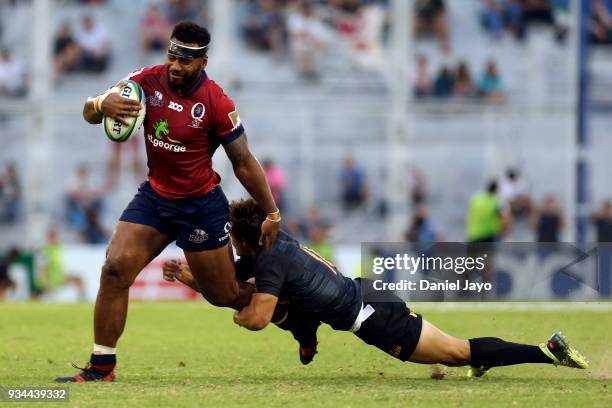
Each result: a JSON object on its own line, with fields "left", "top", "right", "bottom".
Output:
{"left": 97, "top": 89, "right": 113, "bottom": 113}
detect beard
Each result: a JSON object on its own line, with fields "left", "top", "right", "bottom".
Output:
{"left": 167, "top": 69, "right": 201, "bottom": 92}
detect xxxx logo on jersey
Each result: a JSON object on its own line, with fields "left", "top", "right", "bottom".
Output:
{"left": 148, "top": 119, "right": 186, "bottom": 152}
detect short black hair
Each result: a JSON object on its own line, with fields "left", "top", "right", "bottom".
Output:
{"left": 487, "top": 179, "right": 498, "bottom": 194}
{"left": 506, "top": 168, "right": 518, "bottom": 180}
{"left": 230, "top": 199, "right": 266, "bottom": 249}
{"left": 171, "top": 21, "right": 211, "bottom": 48}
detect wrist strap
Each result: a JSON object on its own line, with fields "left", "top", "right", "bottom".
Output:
{"left": 266, "top": 210, "right": 281, "bottom": 223}
{"left": 89, "top": 96, "right": 101, "bottom": 113}
{"left": 91, "top": 88, "right": 114, "bottom": 114}
{"left": 97, "top": 89, "right": 112, "bottom": 113}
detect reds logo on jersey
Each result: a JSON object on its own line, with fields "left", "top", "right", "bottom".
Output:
{"left": 147, "top": 90, "right": 164, "bottom": 107}
{"left": 189, "top": 102, "right": 205, "bottom": 129}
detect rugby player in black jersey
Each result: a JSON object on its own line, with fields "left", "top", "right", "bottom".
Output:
{"left": 163, "top": 199, "right": 590, "bottom": 377}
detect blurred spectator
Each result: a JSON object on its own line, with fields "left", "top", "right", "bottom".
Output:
{"left": 263, "top": 158, "right": 287, "bottom": 211}
{"left": 166, "top": 0, "right": 205, "bottom": 25}
{"left": 339, "top": 157, "right": 368, "bottom": 211}
{"left": 287, "top": 1, "right": 328, "bottom": 80}
{"left": 590, "top": 0, "right": 612, "bottom": 45}
{"left": 413, "top": 55, "right": 433, "bottom": 98}
{"left": 414, "top": 0, "right": 450, "bottom": 53}
{"left": 432, "top": 65, "right": 454, "bottom": 98}
{"left": 0, "top": 48, "right": 27, "bottom": 97}
{"left": 481, "top": 0, "right": 504, "bottom": 39}
{"left": 590, "top": 200, "right": 612, "bottom": 242}
{"left": 289, "top": 204, "right": 325, "bottom": 242}
{"left": 328, "top": 0, "right": 363, "bottom": 15}
{"left": 326, "top": 0, "right": 387, "bottom": 68}
{"left": 531, "top": 195, "right": 564, "bottom": 242}
{"left": 405, "top": 206, "right": 439, "bottom": 243}
{"left": 478, "top": 59, "right": 506, "bottom": 103}
{"left": 326, "top": 0, "right": 363, "bottom": 44}
{"left": 81, "top": 207, "right": 109, "bottom": 244}
{"left": 0, "top": 162, "right": 22, "bottom": 224}
{"left": 34, "top": 228, "right": 86, "bottom": 301}
{"left": 65, "top": 164, "right": 104, "bottom": 233}
{"left": 0, "top": 247, "right": 19, "bottom": 301}
{"left": 479, "top": 0, "right": 567, "bottom": 42}
{"left": 411, "top": 167, "right": 428, "bottom": 205}
{"left": 53, "top": 21, "right": 80, "bottom": 81}
{"left": 140, "top": 4, "right": 171, "bottom": 58}
{"left": 242, "top": 0, "right": 286, "bottom": 58}
{"left": 512, "top": 0, "right": 567, "bottom": 43}
{"left": 453, "top": 61, "right": 476, "bottom": 98}
{"left": 307, "top": 222, "right": 334, "bottom": 263}
{"left": 499, "top": 168, "right": 532, "bottom": 218}
{"left": 288, "top": 203, "right": 333, "bottom": 261}
{"left": 466, "top": 180, "right": 511, "bottom": 242}
{"left": 75, "top": 15, "right": 111, "bottom": 73}
{"left": 520, "top": 0, "right": 555, "bottom": 27}
{"left": 504, "top": 0, "right": 527, "bottom": 40}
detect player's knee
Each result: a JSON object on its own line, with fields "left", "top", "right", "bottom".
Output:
{"left": 100, "top": 256, "right": 137, "bottom": 290}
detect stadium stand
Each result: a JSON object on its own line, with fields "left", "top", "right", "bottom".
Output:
{"left": 0, "top": 0, "right": 611, "bottom": 249}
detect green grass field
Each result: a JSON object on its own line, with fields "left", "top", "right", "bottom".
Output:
{"left": 0, "top": 302, "right": 611, "bottom": 407}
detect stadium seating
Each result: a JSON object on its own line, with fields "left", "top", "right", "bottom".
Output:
{"left": 1, "top": 0, "right": 611, "bottom": 246}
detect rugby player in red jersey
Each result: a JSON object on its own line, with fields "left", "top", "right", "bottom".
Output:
{"left": 56, "top": 21, "right": 280, "bottom": 382}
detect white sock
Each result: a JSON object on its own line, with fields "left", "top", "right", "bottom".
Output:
{"left": 93, "top": 344, "right": 117, "bottom": 355}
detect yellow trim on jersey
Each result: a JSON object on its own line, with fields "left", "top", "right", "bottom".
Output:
{"left": 301, "top": 245, "right": 337, "bottom": 274}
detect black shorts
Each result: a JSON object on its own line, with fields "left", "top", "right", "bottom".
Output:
{"left": 120, "top": 181, "right": 231, "bottom": 251}
{"left": 354, "top": 301, "right": 423, "bottom": 362}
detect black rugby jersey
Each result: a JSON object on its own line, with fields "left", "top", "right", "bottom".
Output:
{"left": 245, "top": 231, "right": 362, "bottom": 331}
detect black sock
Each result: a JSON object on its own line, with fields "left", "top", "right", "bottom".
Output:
{"left": 469, "top": 337, "right": 552, "bottom": 368}
{"left": 90, "top": 353, "right": 116, "bottom": 372}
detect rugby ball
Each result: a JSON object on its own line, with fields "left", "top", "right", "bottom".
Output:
{"left": 103, "top": 80, "right": 146, "bottom": 143}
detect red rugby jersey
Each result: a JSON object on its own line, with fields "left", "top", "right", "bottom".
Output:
{"left": 125, "top": 65, "right": 244, "bottom": 199}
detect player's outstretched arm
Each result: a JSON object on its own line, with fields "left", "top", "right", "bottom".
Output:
{"left": 233, "top": 293, "right": 278, "bottom": 331}
{"left": 223, "top": 133, "right": 280, "bottom": 250}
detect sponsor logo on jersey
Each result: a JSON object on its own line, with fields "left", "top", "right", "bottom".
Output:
{"left": 154, "top": 119, "right": 171, "bottom": 139}
{"left": 228, "top": 110, "right": 241, "bottom": 131}
{"left": 189, "top": 229, "right": 209, "bottom": 243}
{"left": 148, "top": 119, "right": 186, "bottom": 152}
{"left": 168, "top": 101, "right": 184, "bottom": 112}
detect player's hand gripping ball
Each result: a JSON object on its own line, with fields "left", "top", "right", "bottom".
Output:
{"left": 103, "top": 80, "right": 146, "bottom": 143}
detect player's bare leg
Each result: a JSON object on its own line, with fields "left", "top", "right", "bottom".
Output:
{"left": 94, "top": 221, "right": 170, "bottom": 346}
{"left": 56, "top": 221, "right": 169, "bottom": 382}
{"left": 409, "top": 320, "right": 470, "bottom": 366}
{"left": 408, "top": 319, "right": 587, "bottom": 377}
{"left": 184, "top": 243, "right": 253, "bottom": 310}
